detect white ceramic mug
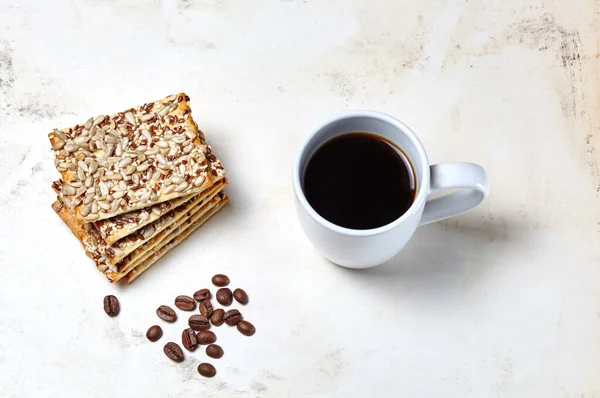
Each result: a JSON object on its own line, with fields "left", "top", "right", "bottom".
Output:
{"left": 293, "top": 111, "right": 490, "bottom": 268}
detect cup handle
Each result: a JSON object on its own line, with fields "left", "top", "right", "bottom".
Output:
{"left": 419, "top": 162, "right": 489, "bottom": 226}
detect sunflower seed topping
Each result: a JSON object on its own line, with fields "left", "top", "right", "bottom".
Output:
{"left": 158, "top": 105, "right": 170, "bottom": 117}
{"left": 125, "top": 111, "right": 136, "bottom": 125}
{"left": 63, "top": 185, "right": 76, "bottom": 195}
{"left": 194, "top": 175, "right": 205, "bottom": 186}
{"left": 168, "top": 146, "right": 180, "bottom": 158}
{"left": 110, "top": 199, "right": 121, "bottom": 211}
{"left": 175, "top": 182, "right": 189, "bottom": 192}
{"left": 52, "top": 140, "right": 66, "bottom": 150}
{"left": 81, "top": 204, "right": 92, "bottom": 217}
{"left": 99, "top": 182, "right": 109, "bottom": 197}
{"left": 77, "top": 160, "right": 89, "bottom": 173}
{"left": 88, "top": 160, "right": 98, "bottom": 174}
{"left": 140, "top": 113, "right": 155, "bottom": 122}
{"left": 47, "top": 93, "right": 217, "bottom": 221}
{"left": 77, "top": 167, "right": 86, "bottom": 181}
{"left": 136, "top": 162, "right": 150, "bottom": 172}
{"left": 107, "top": 173, "right": 123, "bottom": 181}
{"left": 119, "top": 157, "right": 133, "bottom": 168}
{"left": 65, "top": 143, "right": 78, "bottom": 153}
{"left": 93, "top": 115, "right": 105, "bottom": 125}
{"left": 156, "top": 153, "right": 167, "bottom": 165}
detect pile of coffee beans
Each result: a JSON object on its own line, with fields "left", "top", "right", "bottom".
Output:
{"left": 104, "top": 273, "right": 255, "bottom": 379}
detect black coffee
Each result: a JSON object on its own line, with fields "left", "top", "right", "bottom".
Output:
{"left": 303, "top": 132, "right": 416, "bottom": 229}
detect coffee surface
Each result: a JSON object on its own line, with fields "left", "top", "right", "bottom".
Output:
{"left": 303, "top": 132, "right": 416, "bottom": 229}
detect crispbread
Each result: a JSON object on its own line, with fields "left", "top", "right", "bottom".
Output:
{"left": 125, "top": 193, "right": 229, "bottom": 283}
{"left": 48, "top": 93, "right": 226, "bottom": 223}
{"left": 53, "top": 180, "right": 226, "bottom": 271}
{"left": 104, "top": 191, "right": 225, "bottom": 282}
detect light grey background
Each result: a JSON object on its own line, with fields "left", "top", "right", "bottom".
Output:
{"left": 0, "top": 0, "right": 598, "bottom": 397}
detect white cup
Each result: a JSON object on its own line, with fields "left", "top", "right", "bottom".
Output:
{"left": 293, "top": 111, "right": 490, "bottom": 268}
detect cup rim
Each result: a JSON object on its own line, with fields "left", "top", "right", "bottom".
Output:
{"left": 292, "top": 110, "right": 430, "bottom": 237}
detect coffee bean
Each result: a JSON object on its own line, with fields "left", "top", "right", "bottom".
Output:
{"left": 103, "top": 295, "right": 119, "bottom": 316}
{"left": 175, "top": 295, "right": 196, "bottom": 311}
{"left": 223, "top": 309, "right": 242, "bottom": 326}
{"left": 196, "top": 330, "right": 217, "bottom": 344}
{"left": 198, "top": 299, "right": 213, "bottom": 318}
{"left": 163, "top": 342, "right": 184, "bottom": 362}
{"left": 210, "top": 309, "right": 225, "bottom": 326}
{"left": 216, "top": 288, "right": 233, "bottom": 306}
{"left": 146, "top": 325, "right": 163, "bottom": 342}
{"left": 193, "top": 288, "right": 211, "bottom": 302}
{"left": 197, "top": 362, "right": 216, "bottom": 378}
{"left": 206, "top": 344, "right": 223, "bottom": 359}
{"left": 182, "top": 328, "right": 198, "bottom": 351}
{"left": 156, "top": 305, "right": 177, "bottom": 322}
{"left": 211, "top": 274, "right": 230, "bottom": 287}
{"left": 188, "top": 315, "right": 210, "bottom": 331}
{"left": 236, "top": 320, "right": 256, "bottom": 336}
{"left": 233, "top": 288, "right": 249, "bottom": 305}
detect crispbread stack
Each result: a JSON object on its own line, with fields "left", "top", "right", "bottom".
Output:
{"left": 48, "top": 93, "right": 228, "bottom": 283}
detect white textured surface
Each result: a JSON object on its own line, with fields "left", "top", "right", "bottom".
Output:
{"left": 0, "top": 1, "right": 599, "bottom": 397}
